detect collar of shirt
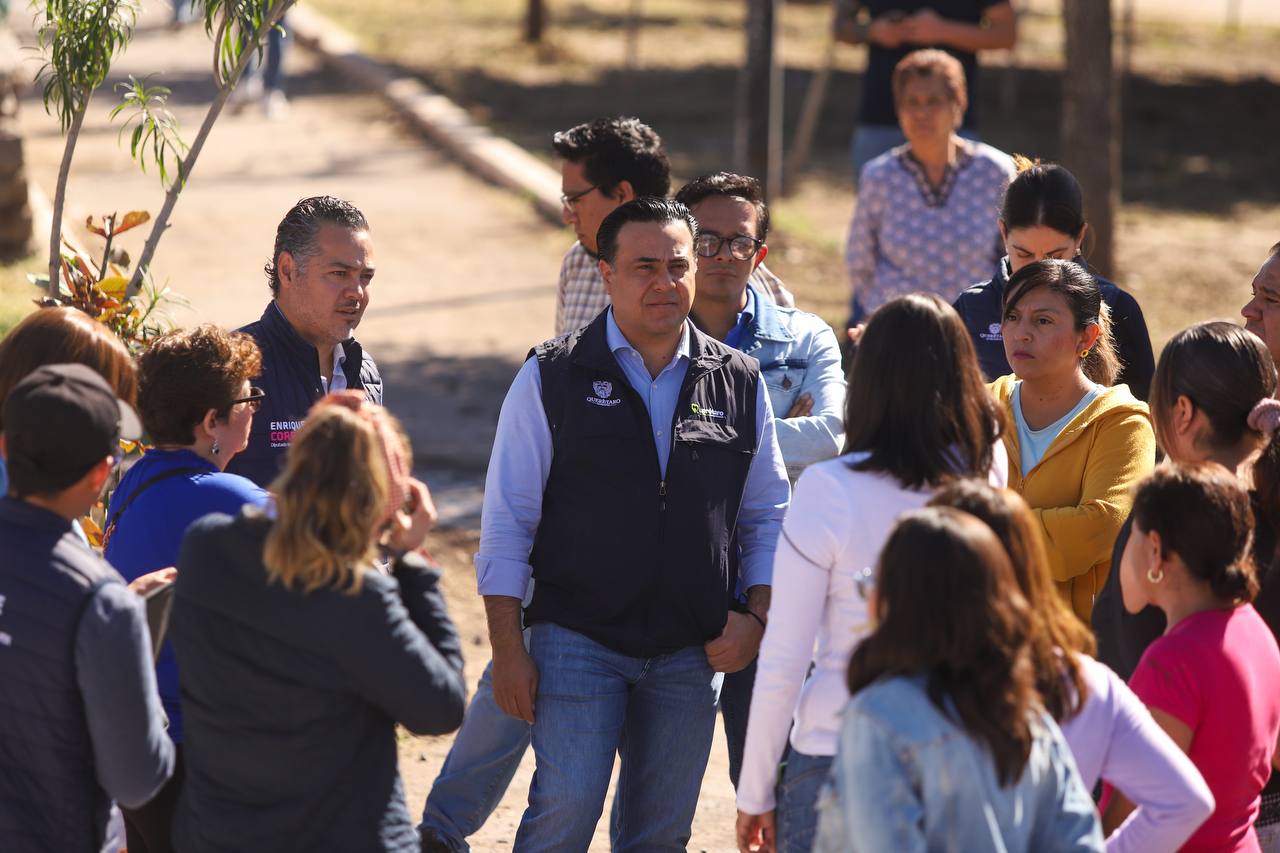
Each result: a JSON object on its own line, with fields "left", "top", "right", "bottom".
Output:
{"left": 325, "top": 343, "right": 348, "bottom": 393}
{"left": 722, "top": 286, "right": 757, "bottom": 351}
{"left": 604, "top": 308, "right": 691, "bottom": 375}
{"left": 603, "top": 309, "right": 692, "bottom": 476}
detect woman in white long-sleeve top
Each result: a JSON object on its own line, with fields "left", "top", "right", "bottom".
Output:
{"left": 735, "top": 292, "right": 1009, "bottom": 853}
{"left": 930, "top": 480, "right": 1214, "bottom": 852}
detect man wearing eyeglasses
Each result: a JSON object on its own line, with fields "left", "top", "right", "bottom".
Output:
{"left": 553, "top": 117, "right": 795, "bottom": 338}
{"left": 227, "top": 196, "right": 382, "bottom": 488}
{"left": 676, "top": 172, "right": 846, "bottom": 790}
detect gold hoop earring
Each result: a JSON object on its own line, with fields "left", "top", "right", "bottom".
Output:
{"left": 1080, "top": 349, "right": 1091, "bottom": 359}
{"left": 1146, "top": 566, "right": 1164, "bottom": 584}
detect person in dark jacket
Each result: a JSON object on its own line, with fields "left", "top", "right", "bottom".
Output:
{"left": 226, "top": 195, "right": 382, "bottom": 488}
{"left": 0, "top": 364, "right": 174, "bottom": 853}
{"left": 103, "top": 325, "right": 270, "bottom": 853}
{"left": 478, "top": 199, "right": 789, "bottom": 849}
{"left": 954, "top": 160, "right": 1155, "bottom": 401}
{"left": 171, "top": 393, "right": 466, "bottom": 853}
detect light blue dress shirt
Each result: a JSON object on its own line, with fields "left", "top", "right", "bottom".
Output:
{"left": 476, "top": 310, "right": 790, "bottom": 603}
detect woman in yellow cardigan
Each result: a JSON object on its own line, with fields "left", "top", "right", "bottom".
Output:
{"left": 991, "top": 259, "right": 1155, "bottom": 621}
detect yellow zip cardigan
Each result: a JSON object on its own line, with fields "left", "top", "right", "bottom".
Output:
{"left": 990, "top": 375, "right": 1156, "bottom": 622}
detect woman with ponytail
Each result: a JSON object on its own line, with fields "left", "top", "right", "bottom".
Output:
{"left": 1092, "top": 320, "right": 1280, "bottom": 850}
{"left": 989, "top": 258, "right": 1155, "bottom": 621}
{"left": 1105, "top": 463, "right": 1280, "bottom": 853}
{"left": 955, "top": 158, "right": 1154, "bottom": 400}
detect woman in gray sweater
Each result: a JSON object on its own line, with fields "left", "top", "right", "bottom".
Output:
{"left": 170, "top": 392, "right": 466, "bottom": 853}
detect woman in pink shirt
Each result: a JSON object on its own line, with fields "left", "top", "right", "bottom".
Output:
{"left": 1111, "top": 463, "right": 1280, "bottom": 851}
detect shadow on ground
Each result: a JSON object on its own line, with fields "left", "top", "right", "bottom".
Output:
{"left": 379, "top": 350, "right": 523, "bottom": 474}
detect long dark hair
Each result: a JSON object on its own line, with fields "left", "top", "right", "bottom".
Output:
{"left": 845, "top": 293, "right": 1006, "bottom": 489}
{"left": 847, "top": 507, "right": 1036, "bottom": 786}
{"left": 1003, "top": 259, "right": 1119, "bottom": 386}
{"left": 1149, "top": 321, "right": 1280, "bottom": 552}
{"left": 929, "top": 481, "right": 1094, "bottom": 723}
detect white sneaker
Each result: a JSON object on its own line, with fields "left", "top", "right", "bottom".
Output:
{"left": 263, "top": 89, "right": 290, "bottom": 121}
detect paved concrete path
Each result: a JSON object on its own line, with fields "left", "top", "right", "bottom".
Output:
{"left": 9, "top": 5, "right": 569, "bottom": 525}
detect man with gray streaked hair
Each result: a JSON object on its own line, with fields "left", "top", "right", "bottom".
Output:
{"left": 225, "top": 195, "right": 383, "bottom": 486}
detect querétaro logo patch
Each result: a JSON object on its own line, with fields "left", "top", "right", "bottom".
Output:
{"left": 587, "top": 379, "right": 621, "bottom": 407}
{"left": 980, "top": 322, "right": 1003, "bottom": 343}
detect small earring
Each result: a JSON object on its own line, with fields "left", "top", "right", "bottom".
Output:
{"left": 1080, "top": 349, "right": 1091, "bottom": 359}
{"left": 211, "top": 439, "right": 220, "bottom": 456}
{"left": 1146, "top": 566, "right": 1164, "bottom": 584}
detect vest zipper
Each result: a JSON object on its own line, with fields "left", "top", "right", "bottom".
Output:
{"left": 659, "top": 479, "right": 667, "bottom": 511}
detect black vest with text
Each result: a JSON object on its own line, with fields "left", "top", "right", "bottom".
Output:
{"left": 527, "top": 313, "right": 759, "bottom": 658}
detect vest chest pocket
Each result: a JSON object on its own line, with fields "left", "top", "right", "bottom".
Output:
{"left": 674, "top": 418, "right": 752, "bottom": 456}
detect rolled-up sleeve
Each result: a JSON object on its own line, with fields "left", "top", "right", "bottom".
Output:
{"left": 737, "top": 379, "right": 791, "bottom": 590}
{"left": 474, "top": 357, "right": 553, "bottom": 598}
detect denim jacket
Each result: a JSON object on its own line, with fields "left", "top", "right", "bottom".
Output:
{"left": 815, "top": 674, "right": 1103, "bottom": 853}
{"left": 738, "top": 285, "right": 845, "bottom": 479}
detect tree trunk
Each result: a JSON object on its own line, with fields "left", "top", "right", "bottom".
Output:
{"left": 1060, "top": 0, "right": 1119, "bottom": 278}
{"left": 737, "top": 0, "right": 783, "bottom": 200}
{"left": 48, "top": 104, "right": 88, "bottom": 288}
{"left": 525, "top": 0, "right": 547, "bottom": 43}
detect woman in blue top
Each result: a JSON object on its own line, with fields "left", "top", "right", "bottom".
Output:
{"left": 103, "top": 324, "right": 268, "bottom": 853}
{"left": 813, "top": 507, "right": 1103, "bottom": 852}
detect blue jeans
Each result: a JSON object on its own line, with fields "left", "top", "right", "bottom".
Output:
{"left": 720, "top": 658, "right": 757, "bottom": 789}
{"left": 776, "top": 748, "right": 834, "bottom": 853}
{"left": 419, "top": 661, "right": 531, "bottom": 852}
{"left": 516, "top": 623, "right": 722, "bottom": 852}
{"left": 421, "top": 655, "right": 753, "bottom": 850}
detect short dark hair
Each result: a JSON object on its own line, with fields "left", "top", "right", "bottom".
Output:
{"left": 673, "top": 172, "right": 770, "bottom": 242}
{"left": 552, "top": 117, "right": 670, "bottom": 200}
{"left": 1131, "top": 462, "right": 1259, "bottom": 604}
{"left": 595, "top": 198, "right": 698, "bottom": 267}
{"left": 264, "top": 196, "right": 370, "bottom": 295}
{"left": 1002, "top": 259, "right": 1119, "bottom": 386}
{"left": 138, "top": 325, "right": 264, "bottom": 445}
{"left": 845, "top": 293, "right": 1006, "bottom": 489}
{"left": 1269, "top": 240, "right": 1280, "bottom": 259}
{"left": 1001, "top": 160, "right": 1087, "bottom": 239}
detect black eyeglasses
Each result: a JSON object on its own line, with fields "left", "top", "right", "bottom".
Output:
{"left": 228, "top": 387, "right": 266, "bottom": 412}
{"left": 694, "top": 232, "right": 763, "bottom": 261}
{"left": 560, "top": 185, "right": 599, "bottom": 208}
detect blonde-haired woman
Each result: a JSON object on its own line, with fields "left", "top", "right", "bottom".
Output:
{"left": 170, "top": 392, "right": 466, "bottom": 853}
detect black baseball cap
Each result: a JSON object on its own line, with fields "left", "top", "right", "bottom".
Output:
{"left": 3, "top": 363, "right": 142, "bottom": 496}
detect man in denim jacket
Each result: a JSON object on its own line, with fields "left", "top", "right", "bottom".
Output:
{"left": 677, "top": 173, "right": 846, "bottom": 482}
{"left": 675, "top": 172, "right": 846, "bottom": 788}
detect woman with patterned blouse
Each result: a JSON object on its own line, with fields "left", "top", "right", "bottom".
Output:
{"left": 844, "top": 49, "right": 1015, "bottom": 325}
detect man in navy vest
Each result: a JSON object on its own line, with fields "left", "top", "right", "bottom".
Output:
{"left": 227, "top": 196, "right": 383, "bottom": 487}
{"left": 478, "top": 199, "right": 789, "bottom": 849}
{"left": 0, "top": 364, "right": 174, "bottom": 851}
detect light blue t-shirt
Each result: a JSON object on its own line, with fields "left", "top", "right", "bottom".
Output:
{"left": 1012, "top": 381, "right": 1102, "bottom": 476}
